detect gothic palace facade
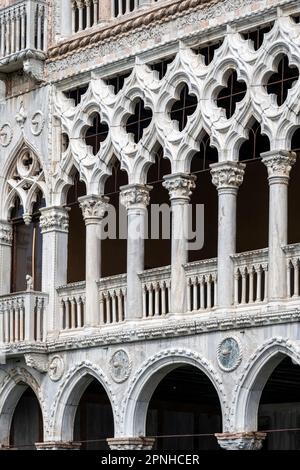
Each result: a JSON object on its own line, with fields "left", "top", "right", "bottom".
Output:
{"left": 1, "top": 0, "right": 300, "bottom": 451}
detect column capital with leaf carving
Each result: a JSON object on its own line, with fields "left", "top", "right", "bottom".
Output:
{"left": 120, "top": 184, "right": 152, "bottom": 211}
{"left": 262, "top": 150, "right": 296, "bottom": 185}
{"left": 210, "top": 161, "right": 245, "bottom": 194}
{"left": 39, "top": 207, "right": 70, "bottom": 234}
{"left": 78, "top": 194, "right": 109, "bottom": 225}
{"left": 162, "top": 173, "right": 196, "bottom": 203}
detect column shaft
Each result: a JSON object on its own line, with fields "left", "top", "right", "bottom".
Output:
{"left": 0, "top": 221, "right": 12, "bottom": 295}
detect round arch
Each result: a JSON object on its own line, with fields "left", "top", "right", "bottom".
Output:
{"left": 122, "top": 349, "right": 227, "bottom": 438}
{"left": 49, "top": 363, "right": 117, "bottom": 443}
{"left": 233, "top": 338, "right": 300, "bottom": 432}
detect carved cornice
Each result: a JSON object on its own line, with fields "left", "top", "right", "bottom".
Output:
{"left": 210, "top": 162, "right": 245, "bottom": 190}
{"left": 162, "top": 173, "right": 196, "bottom": 202}
{"left": 262, "top": 150, "right": 296, "bottom": 182}
{"left": 39, "top": 207, "right": 70, "bottom": 233}
{"left": 120, "top": 184, "right": 151, "bottom": 210}
{"left": 0, "top": 221, "right": 12, "bottom": 246}
{"left": 78, "top": 195, "right": 109, "bottom": 223}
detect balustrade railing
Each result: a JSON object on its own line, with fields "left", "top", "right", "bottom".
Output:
{"left": 232, "top": 249, "right": 268, "bottom": 305}
{"left": 57, "top": 282, "right": 86, "bottom": 330}
{"left": 0, "top": 291, "right": 47, "bottom": 343}
{"left": 112, "top": 0, "right": 161, "bottom": 18}
{"left": 0, "top": 0, "right": 47, "bottom": 60}
{"left": 185, "top": 259, "right": 217, "bottom": 311}
{"left": 284, "top": 243, "right": 300, "bottom": 298}
{"left": 139, "top": 266, "right": 171, "bottom": 318}
{"left": 98, "top": 274, "right": 127, "bottom": 325}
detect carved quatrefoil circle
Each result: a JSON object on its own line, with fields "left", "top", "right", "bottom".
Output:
{"left": 216, "top": 70, "right": 247, "bottom": 119}
{"left": 17, "top": 149, "right": 40, "bottom": 178}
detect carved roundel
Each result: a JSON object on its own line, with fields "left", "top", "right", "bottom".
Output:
{"left": 0, "top": 123, "right": 13, "bottom": 147}
{"left": 48, "top": 355, "right": 65, "bottom": 381}
{"left": 109, "top": 349, "right": 132, "bottom": 383}
{"left": 31, "top": 111, "right": 45, "bottom": 136}
{"left": 217, "top": 337, "right": 242, "bottom": 372}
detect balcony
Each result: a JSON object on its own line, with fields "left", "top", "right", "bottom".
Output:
{"left": 0, "top": 0, "right": 47, "bottom": 80}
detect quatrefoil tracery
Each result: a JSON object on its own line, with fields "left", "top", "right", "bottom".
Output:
{"left": 84, "top": 112, "right": 109, "bottom": 155}
{"left": 125, "top": 99, "right": 153, "bottom": 144}
{"left": 170, "top": 83, "right": 198, "bottom": 132}
{"left": 216, "top": 70, "right": 247, "bottom": 119}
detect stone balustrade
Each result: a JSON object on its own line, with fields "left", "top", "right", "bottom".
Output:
{"left": 0, "top": 291, "right": 47, "bottom": 342}
{"left": 232, "top": 249, "right": 269, "bottom": 305}
{"left": 57, "top": 282, "right": 86, "bottom": 331}
{"left": 139, "top": 266, "right": 171, "bottom": 318}
{"left": 98, "top": 274, "right": 127, "bottom": 325}
{"left": 0, "top": 0, "right": 47, "bottom": 71}
{"left": 185, "top": 259, "right": 218, "bottom": 312}
{"left": 284, "top": 243, "right": 300, "bottom": 298}
{"left": 111, "top": 0, "right": 161, "bottom": 19}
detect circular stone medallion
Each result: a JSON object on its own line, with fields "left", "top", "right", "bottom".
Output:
{"left": 48, "top": 355, "right": 65, "bottom": 381}
{"left": 217, "top": 337, "right": 242, "bottom": 372}
{"left": 109, "top": 349, "right": 132, "bottom": 383}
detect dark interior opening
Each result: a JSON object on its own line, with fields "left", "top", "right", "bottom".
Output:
{"left": 170, "top": 83, "right": 198, "bottom": 132}
{"left": 216, "top": 69, "right": 247, "bottom": 119}
{"left": 150, "top": 57, "right": 175, "bottom": 79}
{"left": 63, "top": 84, "right": 88, "bottom": 107}
{"left": 241, "top": 23, "right": 274, "bottom": 50}
{"left": 266, "top": 55, "right": 299, "bottom": 106}
{"left": 74, "top": 379, "right": 114, "bottom": 450}
{"left": 85, "top": 113, "right": 109, "bottom": 156}
{"left": 147, "top": 365, "right": 222, "bottom": 450}
{"left": 193, "top": 39, "right": 223, "bottom": 65}
{"left": 126, "top": 99, "right": 153, "bottom": 144}
{"left": 289, "top": 127, "right": 300, "bottom": 244}
{"left": 105, "top": 71, "right": 132, "bottom": 94}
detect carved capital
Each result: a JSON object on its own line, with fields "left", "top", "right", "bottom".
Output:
{"left": 0, "top": 221, "right": 12, "bottom": 246}
{"left": 40, "top": 207, "right": 70, "bottom": 234}
{"left": 262, "top": 150, "right": 296, "bottom": 183}
{"left": 78, "top": 195, "right": 109, "bottom": 224}
{"left": 210, "top": 162, "right": 245, "bottom": 191}
{"left": 120, "top": 184, "right": 152, "bottom": 210}
{"left": 215, "top": 432, "right": 266, "bottom": 450}
{"left": 107, "top": 437, "right": 155, "bottom": 450}
{"left": 25, "top": 353, "right": 49, "bottom": 373}
{"left": 162, "top": 173, "right": 196, "bottom": 202}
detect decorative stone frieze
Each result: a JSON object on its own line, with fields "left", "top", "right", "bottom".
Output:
{"left": 210, "top": 162, "right": 245, "bottom": 191}
{"left": 262, "top": 150, "right": 296, "bottom": 184}
{"left": 39, "top": 207, "right": 70, "bottom": 234}
{"left": 78, "top": 195, "right": 109, "bottom": 224}
{"left": 120, "top": 184, "right": 151, "bottom": 210}
{"left": 162, "top": 173, "right": 196, "bottom": 202}
{"left": 215, "top": 432, "right": 266, "bottom": 450}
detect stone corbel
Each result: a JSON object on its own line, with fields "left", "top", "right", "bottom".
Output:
{"left": 23, "top": 58, "right": 44, "bottom": 83}
{"left": 25, "top": 353, "right": 49, "bottom": 373}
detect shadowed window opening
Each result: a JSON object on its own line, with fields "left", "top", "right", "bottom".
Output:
{"left": 63, "top": 84, "right": 88, "bottom": 106}
{"left": 216, "top": 70, "right": 247, "bottom": 119}
{"left": 147, "top": 365, "right": 222, "bottom": 450}
{"left": 62, "top": 133, "right": 70, "bottom": 152}
{"left": 126, "top": 99, "right": 152, "bottom": 143}
{"left": 105, "top": 71, "right": 132, "bottom": 94}
{"left": 85, "top": 113, "right": 109, "bottom": 155}
{"left": 149, "top": 56, "right": 175, "bottom": 79}
{"left": 191, "top": 133, "right": 218, "bottom": 172}
{"left": 74, "top": 379, "right": 114, "bottom": 450}
{"left": 170, "top": 83, "right": 198, "bottom": 132}
{"left": 193, "top": 39, "right": 223, "bottom": 65}
{"left": 113, "top": 0, "right": 136, "bottom": 16}
{"left": 239, "top": 120, "right": 270, "bottom": 161}
{"left": 266, "top": 55, "right": 299, "bottom": 106}
{"left": 288, "top": 127, "right": 300, "bottom": 245}
{"left": 241, "top": 23, "right": 274, "bottom": 50}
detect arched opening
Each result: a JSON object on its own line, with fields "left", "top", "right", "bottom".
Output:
{"left": 237, "top": 119, "right": 270, "bottom": 253}
{"left": 258, "top": 356, "right": 300, "bottom": 450}
{"left": 10, "top": 386, "right": 43, "bottom": 449}
{"left": 66, "top": 170, "right": 86, "bottom": 283}
{"left": 74, "top": 378, "right": 114, "bottom": 450}
{"left": 189, "top": 132, "right": 218, "bottom": 262}
{"left": 102, "top": 157, "right": 128, "bottom": 277}
{"left": 289, "top": 127, "right": 300, "bottom": 244}
{"left": 146, "top": 365, "right": 222, "bottom": 450}
{"left": 145, "top": 145, "right": 171, "bottom": 270}
{"left": 10, "top": 191, "right": 45, "bottom": 292}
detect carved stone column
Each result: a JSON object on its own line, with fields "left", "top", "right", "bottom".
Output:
{"left": 163, "top": 173, "right": 196, "bottom": 314}
{"left": 107, "top": 437, "right": 155, "bottom": 450}
{"left": 0, "top": 220, "right": 12, "bottom": 295}
{"left": 35, "top": 441, "right": 81, "bottom": 450}
{"left": 79, "top": 194, "right": 109, "bottom": 327}
{"left": 215, "top": 432, "right": 266, "bottom": 450}
{"left": 262, "top": 150, "right": 296, "bottom": 302}
{"left": 210, "top": 162, "right": 245, "bottom": 309}
{"left": 39, "top": 207, "right": 70, "bottom": 335}
{"left": 120, "top": 184, "right": 151, "bottom": 321}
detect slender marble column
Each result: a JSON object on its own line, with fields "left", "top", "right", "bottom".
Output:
{"left": 40, "top": 207, "right": 70, "bottom": 334}
{"left": 0, "top": 220, "right": 12, "bottom": 295}
{"left": 79, "top": 194, "right": 109, "bottom": 327}
{"left": 215, "top": 432, "right": 266, "bottom": 450}
{"left": 210, "top": 162, "right": 245, "bottom": 309}
{"left": 262, "top": 150, "right": 296, "bottom": 302}
{"left": 163, "top": 173, "right": 196, "bottom": 314}
{"left": 120, "top": 184, "right": 151, "bottom": 321}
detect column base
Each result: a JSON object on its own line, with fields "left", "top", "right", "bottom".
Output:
{"left": 35, "top": 441, "right": 81, "bottom": 450}
{"left": 107, "top": 437, "right": 155, "bottom": 450}
{"left": 215, "top": 432, "right": 266, "bottom": 450}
